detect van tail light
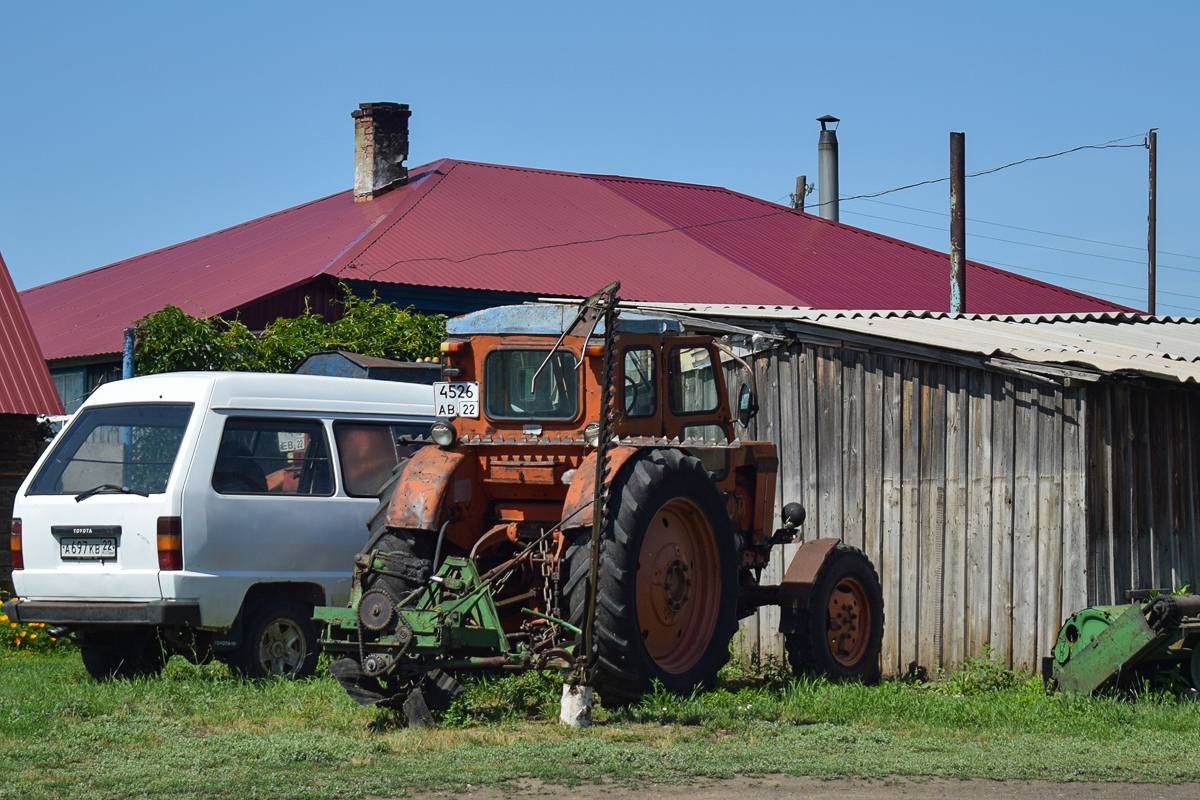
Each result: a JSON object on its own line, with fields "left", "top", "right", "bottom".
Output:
{"left": 10, "top": 518, "right": 22, "bottom": 571}
{"left": 157, "top": 517, "right": 182, "bottom": 571}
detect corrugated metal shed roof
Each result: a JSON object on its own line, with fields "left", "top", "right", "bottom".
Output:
{"left": 628, "top": 302, "right": 1200, "bottom": 385}
{"left": 21, "top": 158, "right": 1130, "bottom": 361}
{"left": 0, "top": 249, "right": 63, "bottom": 415}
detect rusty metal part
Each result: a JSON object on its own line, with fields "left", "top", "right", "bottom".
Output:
{"left": 635, "top": 495, "right": 722, "bottom": 673}
{"left": 777, "top": 538, "right": 842, "bottom": 609}
{"left": 358, "top": 590, "right": 395, "bottom": 632}
{"left": 493, "top": 589, "right": 539, "bottom": 609}
{"left": 739, "top": 582, "right": 779, "bottom": 611}
{"left": 581, "top": 282, "right": 621, "bottom": 685}
{"left": 560, "top": 445, "right": 642, "bottom": 531}
{"left": 826, "top": 574, "right": 871, "bottom": 666}
{"left": 468, "top": 522, "right": 519, "bottom": 561}
{"left": 384, "top": 447, "right": 468, "bottom": 531}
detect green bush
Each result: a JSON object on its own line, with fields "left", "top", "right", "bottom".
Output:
{"left": 134, "top": 285, "right": 445, "bottom": 375}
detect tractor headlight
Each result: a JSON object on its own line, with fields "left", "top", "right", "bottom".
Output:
{"left": 430, "top": 420, "right": 458, "bottom": 447}
{"left": 583, "top": 421, "right": 601, "bottom": 448}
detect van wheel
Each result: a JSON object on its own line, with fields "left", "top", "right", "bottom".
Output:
{"left": 80, "top": 629, "right": 166, "bottom": 680}
{"left": 231, "top": 599, "right": 320, "bottom": 679}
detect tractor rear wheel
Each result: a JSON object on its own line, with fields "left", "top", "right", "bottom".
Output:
{"left": 565, "top": 449, "right": 738, "bottom": 703}
{"left": 358, "top": 458, "right": 433, "bottom": 603}
{"left": 784, "top": 543, "right": 883, "bottom": 682}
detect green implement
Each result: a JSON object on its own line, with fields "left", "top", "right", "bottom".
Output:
{"left": 1050, "top": 595, "right": 1200, "bottom": 694}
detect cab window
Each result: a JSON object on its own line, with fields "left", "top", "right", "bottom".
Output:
{"left": 623, "top": 347, "right": 657, "bottom": 417}
{"left": 669, "top": 346, "right": 719, "bottom": 414}
{"left": 334, "top": 422, "right": 428, "bottom": 498}
{"left": 484, "top": 350, "right": 579, "bottom": 420}
{"left": 212, "top": 418, "right": 333, "bottom": 496}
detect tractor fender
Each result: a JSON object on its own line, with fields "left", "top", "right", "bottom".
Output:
{"left": 383, "top": 446, "right": 469, "bottom": 531}
{"left": 560, "top": 445, "right": 644, "bottom": 529}
{"left": 777, "top": 538, "right": 842, "bottom": 611}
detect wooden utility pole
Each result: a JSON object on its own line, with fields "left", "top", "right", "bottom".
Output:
{"left": 950, "top": 132, "right": 966, "bottom": 314}
{"left": 1148, "top": 128, "right": 1157, "bottom": 316}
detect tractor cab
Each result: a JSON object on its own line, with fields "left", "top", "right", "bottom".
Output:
{"left": 432, "top": 304, "right": 737, "bottom": 452}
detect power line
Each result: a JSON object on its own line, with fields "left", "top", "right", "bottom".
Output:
{"left": 805, "top": 132, "right": 1147, "bottom": 209}
{"left": 859, "top": 196, "right": 1200, "bottom": 262}
{"left": 839, "top": 208, "right": 1200, "bottom": 275}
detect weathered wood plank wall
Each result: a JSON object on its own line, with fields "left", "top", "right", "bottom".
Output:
{"left": 728, "top": 342, "right": 1096, "bottom": 676}
{"left": 1086, "top": 383, "right": 1200, "bottom": 605}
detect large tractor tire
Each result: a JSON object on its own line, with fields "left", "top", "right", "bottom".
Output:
{"left": 565, "top": 448, "right": 739, "bottom": 703}
{"left": 784, "top": 543, "right": 883, "bottom": 683}
{"left": 358, "top": 458, "right": 433, "bottom": 603}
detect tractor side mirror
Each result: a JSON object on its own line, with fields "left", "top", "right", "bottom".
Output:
{"left": 737, "top": 383, "right": 759, "bottom": 428}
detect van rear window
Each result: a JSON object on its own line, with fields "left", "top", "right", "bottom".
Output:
{"left": 29, "top": 403, "right": 194, "bottom": 495}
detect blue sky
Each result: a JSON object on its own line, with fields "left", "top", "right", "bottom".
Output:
{"left": 2, "top": 2, "right": 1197, "bottom": 313}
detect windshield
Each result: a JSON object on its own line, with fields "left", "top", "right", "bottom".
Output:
{"left": 484, "top": 350, "right": 579, "bottom": 420}
{"left": 29, "top": 403, "right": 194, "bottom": 495}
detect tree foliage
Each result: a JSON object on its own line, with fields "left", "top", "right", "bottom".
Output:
{"left": 133, "top": 287, "right": 445, "bottom": 375}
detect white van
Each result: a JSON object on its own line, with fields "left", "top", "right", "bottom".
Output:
{"left": 4, "top": 371, "right": 434, "bottom": 680}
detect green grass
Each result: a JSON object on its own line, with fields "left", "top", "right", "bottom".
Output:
{"left": 3, "top": 648, "right": 1199, "bottom": 800}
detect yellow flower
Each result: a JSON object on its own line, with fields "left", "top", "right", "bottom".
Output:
{"left": 30, "top": 633, "right": 37, "bottom": 639}
{"left": 9, "top": 623, "right": 15, "bottom": 629}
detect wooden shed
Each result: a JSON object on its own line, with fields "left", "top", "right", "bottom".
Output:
{"left": 631, "top": 303, "right": 1200, "bottom": 678}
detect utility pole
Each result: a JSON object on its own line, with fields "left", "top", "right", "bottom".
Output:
{"left": 1148, "top": 128, "right": 1157, "bottom": 316}
{"left": 950, "top": 132, "right": 966, "bottom": 314}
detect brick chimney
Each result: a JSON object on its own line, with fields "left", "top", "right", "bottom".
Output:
{"left": 352, "top": 102, "right": 410, "bottom": 202}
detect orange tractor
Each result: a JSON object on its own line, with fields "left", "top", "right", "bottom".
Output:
{"left": 318, "top": 284, "right": 883, "bottom": 710}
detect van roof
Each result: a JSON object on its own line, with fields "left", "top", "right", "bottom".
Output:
{"left": 81, "top": 371, "right": 435, "bottom": 418}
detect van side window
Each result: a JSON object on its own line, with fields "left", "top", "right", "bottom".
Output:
{"left": 334, "top": 422, "right": 429, "bottom": 498}
{"left": 212, "top": 419, "right": 333, "bottom": 496}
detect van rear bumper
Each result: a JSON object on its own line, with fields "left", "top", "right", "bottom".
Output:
{"left": 2, "top": 599, "right": 201, "bottom": 626}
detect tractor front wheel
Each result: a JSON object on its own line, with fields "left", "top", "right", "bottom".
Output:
{"left": 784, "top": 543, "right": 883, "bottom": 682}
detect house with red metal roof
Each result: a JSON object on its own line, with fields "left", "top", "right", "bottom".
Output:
{"left": 0, "top": 247, "right": 62, "bottom": 589}
{"left": 19, "top": 103, "right": 1128, "bottom": 411}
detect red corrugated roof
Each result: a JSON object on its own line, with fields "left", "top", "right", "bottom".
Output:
{"left": 0, "top": 249, "right": 63, "bottom": 415}
{"left": 21, "top": 158, "right": 1129, "bottom": 361}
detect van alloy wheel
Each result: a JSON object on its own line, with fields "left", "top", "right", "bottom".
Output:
{"left": 256, "top": 618, "right": 307, "bottom": 676}
{"left": 231, "top": 599, "right": 320, "bottom": 679}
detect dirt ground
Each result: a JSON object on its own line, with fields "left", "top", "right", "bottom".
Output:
{"left": 408, "top": 775, "right": 1198, "bottom": 799}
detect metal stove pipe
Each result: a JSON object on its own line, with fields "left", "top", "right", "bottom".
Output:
{"left": 817, "top": 115, "right": 840, "bottom": 222}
